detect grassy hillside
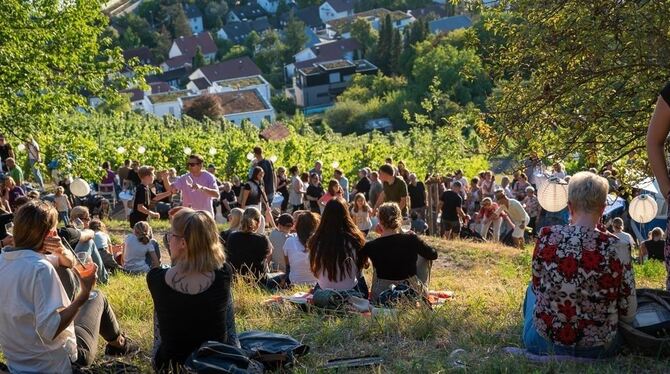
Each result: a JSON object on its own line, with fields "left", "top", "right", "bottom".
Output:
{"left": 95, "top": 230, "right": 669, "bottom": 373}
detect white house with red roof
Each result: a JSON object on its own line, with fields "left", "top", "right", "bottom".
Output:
{"left": 187, "top": 57, "right": 263, "bottom": 91}
{"left": 168, "top": 33, "right": 217, "bottom": 63}
{"left": 284, "top": 38, "right": 361, "bottom": 80}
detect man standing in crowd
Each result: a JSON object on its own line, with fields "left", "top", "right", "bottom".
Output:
{"left": 408, "top": 173, "right": 427, "bottom": 220}
{"left": 253, "top": 147, "right": 275, "bottom": 199}
{"left": 162, "top": 154, "right": 219, "bottom": 217}
{"left": 438, "top": 181, "right": 468, "bottom": 239}
{"left": 524, "top": 152, "right": 545, "bottom": 188}
{"left": 495, "top": 189, "right": 530, "bottom": 249}
{"left": 310, "top": 161, "right": 323, "bottom": 179}
{"left": 334, "top": 169, "right": 349, "bottom": 201}
{"left": 25, "top": 137, "right": 45, "bottom": 191}
{"left": 117, "top": 160, "right": 131, "bottom": 189}
{"left": 454, "top": 169, "right": 468, "bottom": 192}
{"left": 369, "top": 171, "right": 383, "bottom": 208}
{"left": 6, "top": 158, "right": 23, "bottom": 186}
{"left": 374, "top": 164, "right": 409, "bottom": 216}
{"left": 352, "top": 168, "right": 371, "bottom": 200}
{"left": 0, "top": 135, "right": 14, "bottom": 173}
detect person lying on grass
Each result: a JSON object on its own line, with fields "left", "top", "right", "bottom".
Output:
{"left": 523, "top": 171, "right": 636, "bottom": 358}
{"left": 148, "top": 208, "right": 238, "bottom": 373}
{"left": 0, "top": 201, "right": 138, "bottom": 373}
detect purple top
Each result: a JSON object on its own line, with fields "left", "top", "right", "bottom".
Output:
{"left": 101, "top": 170, "right": 116, "bottom": 185}
{"left": 173, "top": 171, "right": 218, "bottom": 216}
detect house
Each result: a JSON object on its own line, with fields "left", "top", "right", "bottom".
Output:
{"left": 143, "top": 90, "right": 192, "bottom": 117}
{"left": 168, "top": 33, "right": 217, "bottom": 63}
{"left": 428, "top": 15, "right": 472, "bottom": 34}
{"left": 408, "top": 4, "right": 449, "bottom": 20}
{"left": 180, "top": 89, "right": 276, "bottom": 127}
{"left": 227, "top": 3, "right": 267, "bottom": 22}
{"left": 185, "top": 4, "right": 204, "bottom": 34}
{"left": 160, "top": 55, "right": 193, "bottom": 72}
{"left": 120, "top": 88, "right": 146, "bottom": 110}
{"left": 319, "top": 0, "right": 354, "bottom": 23}
{"left": 147, "top": 66, "right": 193, "bottom": 89}
{"left": 304, "top": 27, "right": 321, "bottom": 48}
{"left": 326, "top": 8, "right": 415, "bottom": 38}
{"left": 122, "top": 47, "right": 155, "bottom": 66}
{"left": 280, "top": 5, "right": 324, "bottom": 29}
{"left": 285, "top": 38, "right": 361, "bottom": 80}
{"left": 258, "top": 0, "right": 296, "bottom": 14}
{"left": 210, "top": 75, "right": 272, "bottom": 103}
{"left": 294, "top": 59, "right": 377, "bottom": 108}
{"left": 188, "top": 57, "right": 263, "bottom": 90}
{"left": 216, "top": 18, "right": 272, "bottom": 44}
{"left": 187, "top": 77, "right": 212, "bottom": 94}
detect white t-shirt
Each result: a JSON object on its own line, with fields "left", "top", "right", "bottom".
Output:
{"left": 496, "top": 199, "right": 530, "bottom": 224}
{"left": 123, "top": 234, "right": 154, "bottom": 273}
{"left": 350, "top": 209, "right": 372, "bottom": 231}
{"left": 614, "top": 231, "right": 635, "bottom": 252}
{"left": 283, "top": 236, "right": 317, "bottom": 285}
{"left": 0, "top": 250, "right": 77, "bottom": 373}
{"left": 288, "top": 176, "right": 304, "bottom": 206}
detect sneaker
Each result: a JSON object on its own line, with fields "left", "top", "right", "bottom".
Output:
{"left": 105, "top": 335, "right": 140, "bottom": 356}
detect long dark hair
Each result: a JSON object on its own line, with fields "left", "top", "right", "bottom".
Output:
{"left": 296, "top": 212, "right": 319, "bottom": 249}
{"left": 327, "top": 179, "right": 340, "bottom": 195}
{"left": 250, "top": 166, "right": 264, "bottom": 182}
{"left": 308, "top": 198, "right": 366, "bottom": 282}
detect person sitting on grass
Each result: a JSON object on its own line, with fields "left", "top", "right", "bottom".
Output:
{"left": 309, "top": 198, "right": 368, "bottom": 294}
{"left": 269, "top": 213, "right": 294, "bottom": 272}
{"left": 89, "top": 219, "right": 121, "bottom": 274}
{"left": 0, "top": 201, "right": 138, "bottom": 373}
{"left": 226, "top": 207, "right": 273, "bottom": 284}
{"left": 220, "top": 208, "right": 243, "bottom": 246}
{"left": 148, "top": 208, "right": 238, "bottom": 373}
{"left": 523, "top": 171, "right": 636, "bottom": 358}
{"left": 65, "top": 206, "right": 109, "bottom": 284}
{"left": 410, "top": 211, "right": 428, "bottom": 235}
{"left": 122, "top": 221, "right": 160, "bottom": 274}
{"left": 639, "top": 227, "right": 665, "bottom": 264}
{"left": 360, "top": 202, "right": 438, "bottom": 303}
{"left": 283, "top": 211, "right": 319, "bottom": 286}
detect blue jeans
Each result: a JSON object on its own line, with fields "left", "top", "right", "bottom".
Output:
{"left": 75, "top": 239, "right": 109, "bottom": 284}
{"left": 58, "top": 211, "right": 70, "bottom": 226}
{"left": 28, "top": 159, "right": 44, "bottom": 190}
{"left": 522, "top": 284, "right": 622, "bottom": 358}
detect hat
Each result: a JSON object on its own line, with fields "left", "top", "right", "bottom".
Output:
{"left": 526, "top": 186, "right": 535, "bottom": 192}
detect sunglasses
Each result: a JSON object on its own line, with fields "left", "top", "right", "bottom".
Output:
{"left": 187, "top": 162, "right": 202, "bottom": 167}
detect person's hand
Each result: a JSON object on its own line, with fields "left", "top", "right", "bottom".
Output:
{"left": 151, "top": 212, "right": 161, "bottom": 219}
{"left": 74, "top": 263, "right": 97, "bottom": 298}
{"left": 192, "top": 182, "right": 202, "bottom": 191}
{"left": 519, "top": 223, "right": 526, "bottom": 230}
{"left": 1, "top": 235, "right": 13, "bottom": 247}
{"left": 43, "top": 235, "right": 66, "bottom": 255}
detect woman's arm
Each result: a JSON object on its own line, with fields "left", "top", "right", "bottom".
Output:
{"left": 647, "top": 96, "right": 670, "bottom": 197}
{"left": 148, "top": 251, "right": 160, "bottom": 268}
{"left": 152, "top": 190, "right": 173, "bottom": 202}
{"left": 240, "top": 189, "right": 249, "bottom": 208}
{"left": 638, "top": 242, "right": 647, "bottom": 264}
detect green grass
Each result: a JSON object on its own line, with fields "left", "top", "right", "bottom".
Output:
{"left": 93, "top": 230, "right": 670, "bottom": 373}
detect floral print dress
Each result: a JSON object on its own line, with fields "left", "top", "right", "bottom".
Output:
{"left": 531, "top": 225, "right": 636, "bottom": 347}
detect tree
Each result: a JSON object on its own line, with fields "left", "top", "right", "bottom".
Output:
{"left": 0, "top": 0, "right": 146, "bottom": 136}
{"left": 271, "top": 94, "right": 297, "bottom": 115}
{"left": 193, "top": 47, "right": 206, "bottom": 69}
{"left": 390, "top": 29, "right": 402, "bottom": 75}
{"left": 245, "top": 31, "right": 261, "bottom": 56}
{"left": 375, "top": 14, "right": 394, "bottom": 73}
{"left": 119, "top": 27, "right": 141, "bottom": 49}
{"left": 486, "top": 0, "right": 670, "bottom": 174}
{"left": 351, "top": 18, "right": 378, "bottom": 58}
{"left": 184, "top": 94, "right": 224, "bottom": 121}
{"left": 166, "top": 5, "right": 192, "bottom": 37}
{"left": 203, "top": 1, "right": 228, "bottom": 30}
{"left": 152, "top": 26, "right": 173, "bottom": 62}
{"left": 223, "top": 45, "right": 250, "bottom": 60}
{"left": 284, "top": 17, "right": 308, "bottom": 60}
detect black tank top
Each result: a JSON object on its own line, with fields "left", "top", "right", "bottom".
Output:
{"left": 644, "top": 239, "right": 665, "bottom": 261}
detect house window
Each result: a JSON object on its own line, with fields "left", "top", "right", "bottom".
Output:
{"left": 316, "top": 92, "right": 330, "bottom": 98}
{"left": 329, "top": 72, "right": 340, "bottom": 83}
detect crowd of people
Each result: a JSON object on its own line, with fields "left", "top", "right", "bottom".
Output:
{"left": 1, "top": 109, "right": 670, "bottom": 372}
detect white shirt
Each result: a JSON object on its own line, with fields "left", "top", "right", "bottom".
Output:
{"left": 27, "top": 140, "right": 40, "bottom": 162}
{"left": 288, "top": 176, "right": 304, "bottom": 206}
{"left": 614, "top": 231, "right": 635, "bottom": 252}
{"left": 496, "top": 198, "right": 530, "bottom": 223}
{"left": 338, "top": 176, "right": 349, "bottom": 201}
{"left": 0, "top": 249, "right": 77, "bottom": 373}
{"left": 123, "top": 235, "right": 154, "bottom": 273}
{"left": 283, "top": 236, "right": 317, "bottom": 285}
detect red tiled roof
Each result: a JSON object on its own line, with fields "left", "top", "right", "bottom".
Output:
{"left": 120, "top": 88, "right": 145, "bottom": 102}
{"left": 182, "top": 89, "right": 270, "bottom": 115}
{"left": 260, "top": 122, "right": 290, "bottom": 141}
{"left": 163, "top": 55, "right": 193, "bottom": 69}
{"left": 174, "top": 32, "right": 217, "bottom": 57}
{"left": 195, "top": 57, "right": 262, "bottom": 82}
{"left": 123, "top": 47, "right": 154, "bottom": 64}
{"left": 150, "top": 82, "right": 172, "bottom": 94}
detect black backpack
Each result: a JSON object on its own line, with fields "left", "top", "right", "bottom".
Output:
{"left": 184, "top": 342, "right": 263, "bottom": 374}
{"left": 239, "top": 331, "right": 310, "bottom": 370}
{"left": 619, "top": 288, "right": 670, "bottom": 357}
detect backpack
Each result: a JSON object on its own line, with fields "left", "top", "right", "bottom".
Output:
{"left": 378, "top": 283, "right": 424, "bottom": 307}
{"left": 312, "top": 288, "right": 365, "bottom": 310}
{"left": 239, "top": 330, "right": 309, "bottom": 370}
{"left": 184, "top": 341, "right": 263, "bottom": 374}
{"left": 619, "top": 288, "right": 670, "bottom": 357}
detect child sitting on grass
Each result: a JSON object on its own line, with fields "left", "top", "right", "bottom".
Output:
{"left": 123, "top": 221, "right": 160, "bottom": 274}
{"left": 269, "top": 213, "right": 294, "bottom": 272}
{"left": 89, "top": 219, "right": 121, "bottom": 273}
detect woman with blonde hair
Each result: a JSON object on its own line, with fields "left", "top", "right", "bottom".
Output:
{"left": 639, "top": 227, "right": 665, "bottom": 264}
{"left": 220, "top": 207, "right": 243, "bottom": 245}
{"left": 225, "top": 207, "right": 273, "bottom": 282}
{"left": 360, "top": 202, "right": 438, "bottom": 302}
{"left": 122, "top": 221, "right": 160, "bottom": 274}
{"left": 147, "top": 208, "right": 237, "bottom": 372}
{"left": 3, "top": 176, "right": 24, "bottom": 211}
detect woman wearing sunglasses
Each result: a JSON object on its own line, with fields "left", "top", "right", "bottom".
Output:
{"left": 0, "top": 201, "right": 138, "bottom": 373}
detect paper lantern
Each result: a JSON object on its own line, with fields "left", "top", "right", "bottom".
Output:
{"left": 70, "top": 178, "right": 91, "bottom": 197}
{"left": 537, "top": 177, "right": 568, "bottom": 212}
{"left": 116, "top": 146, "right": 126, "bottom": 154}
{"left": 246, "top": 152, "right": 254, "bottom": 161}
{"left": 629, "top": 195, "right": 658, "bottom": 224}
{"left": 17, "top": 144, "right": 26, "bottom": 152}
{"left": 208, "top": 147, "right": 217, "bottom": 156}
{"left": 137, "top": 146, "right": 146, "bottom": 154}
{"left": 331, "top": 161, "right": 340, "bottom": 169}
{"left": 269, "top": 155, "right": 278, "bottom": 163}
{"left": 183, "top": 147, "right": 192, "bottom": 155}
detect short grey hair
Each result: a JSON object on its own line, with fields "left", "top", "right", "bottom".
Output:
{"left": 568, "top": 172, "right": 608, "bottom": 214}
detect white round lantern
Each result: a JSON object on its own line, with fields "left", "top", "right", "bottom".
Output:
{"left": 137, "top": 146, "right": 146, "bottom": 154}
{"left": 116, "top": 146, "right": 126, "bottom": 154}
{"left": 331, "top": 161, "right": 340, "bottom": 169}
{"left": 537, "top": 177, "right": 568, "bottom": 212}
{"left": 208, "top": 147, "right": 217, "bottom": 156}
{"left": 17, "top": 144, "right": 26, "bottom": 152}
{"left": 70, "top": 178, "right": 91, "bottom": 197}
{"left": 183, "top": 147, "right": 192, "bottom": 155}
{"left": 246, "top": 152, "right": 254, "bottom": 161}
{"left": 629, "top": 194, "right": 658, "bottom": 224}
{"left": 269, "top": 155, "right": 278, "bottom": 163}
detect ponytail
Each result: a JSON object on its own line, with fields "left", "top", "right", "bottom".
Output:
{"left": 133, "top": 221, "right": 153, "bottom": 245}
